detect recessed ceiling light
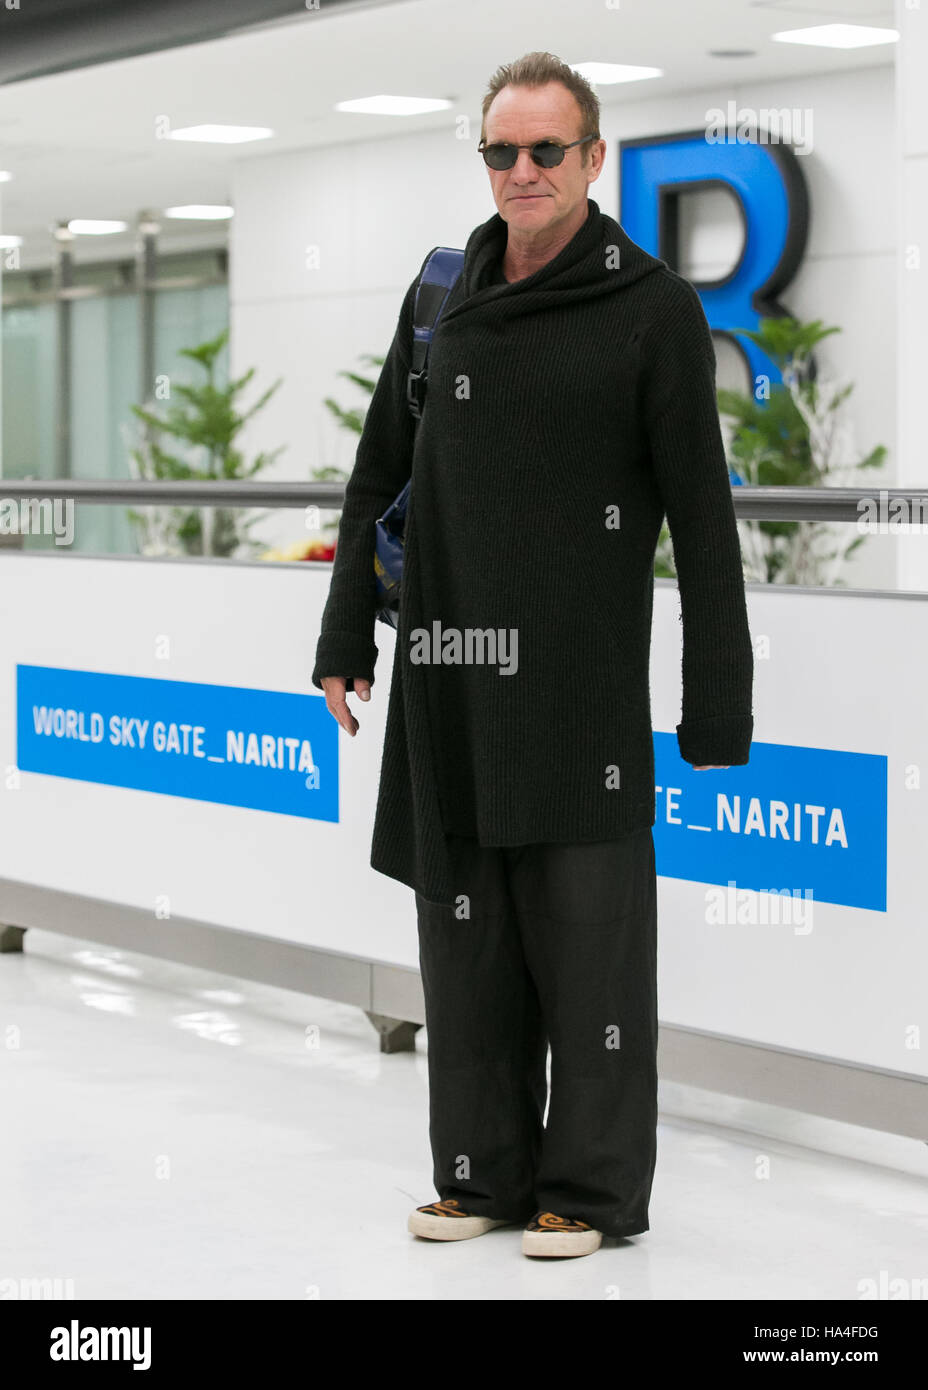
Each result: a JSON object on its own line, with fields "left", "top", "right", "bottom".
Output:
{"left": 570, "top": 62, "right": 663, "bottom": 84}
{"left": 334, "top": 95, "right": 452, "bottom": 115}
{"left": 67, "top": 220, "right": 129, "bottom": 235}
{"left": 0, "top": 170, "right": 12, "bottom": 182}
{"left": 772, "top": 24, "right": 899, "bottom": 49}
{"left": 167, "top": 125, "right": 274, "bottom": 143}
{"left": 164, "top": 205, "right": 234, "bottom": 220}
{"left": 0, "top": 234, "right": 22, "bottom": 248}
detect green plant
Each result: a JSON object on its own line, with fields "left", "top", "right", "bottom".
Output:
{"left": 315, "top": 354, "right": 386, "bottom": 530}
{"left": 322, "top": 353, "right": 385, "bottom": 436}
{"left": 654, "top": 315, "right": 887, "bottom": 586}
{"left": 126, "top": 328, "right": 285, "bottom": 558}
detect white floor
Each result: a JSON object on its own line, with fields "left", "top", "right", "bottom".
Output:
{"left": 2, "top": 928, "right": 926, "bottom": 1301}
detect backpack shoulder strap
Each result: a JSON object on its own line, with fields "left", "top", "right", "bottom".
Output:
{"left": 407, "top": 246, "right": 465, "bottom": 419}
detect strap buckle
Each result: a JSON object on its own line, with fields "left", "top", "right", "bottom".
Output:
{"left": 406, "top": 368, "right": 427, "bottom": 420}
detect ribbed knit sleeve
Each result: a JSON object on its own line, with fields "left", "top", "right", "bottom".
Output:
{"left": 643, "top": 276, "right": 754, "bottom": 767}
{"left": 311, "top": 279, "right": 418, "bottom": 692}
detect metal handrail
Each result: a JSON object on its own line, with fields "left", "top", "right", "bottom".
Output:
{"left": 1, "top": 479, "right": 927, "bottom": 522}
{"left": 0, "top": 480, "right": 345, "bottom": 507}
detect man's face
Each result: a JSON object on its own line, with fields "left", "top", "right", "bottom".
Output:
{"left": 482, "top": 81, "right": 605, "bottom": 234}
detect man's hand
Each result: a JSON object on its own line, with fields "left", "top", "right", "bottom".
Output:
{"left": 693, "top": 765, "right": 729, "bottom": 770}
{"left": 320, "top": 676, "right": 371, "bottom": 737}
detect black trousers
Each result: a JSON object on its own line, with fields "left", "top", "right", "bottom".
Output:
{"left": 414, "top": 827, "right": 658, "bottom": 1239}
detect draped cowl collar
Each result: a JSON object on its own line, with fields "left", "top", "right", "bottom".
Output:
{"left": 439, "top": 197, "right": 667, "bottom": 326}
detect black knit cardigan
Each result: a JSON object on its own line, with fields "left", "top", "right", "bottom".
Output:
{"left": 313, "top": 197, "right": 754, "bottom": 906}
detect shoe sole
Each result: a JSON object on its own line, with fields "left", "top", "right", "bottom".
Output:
{"left": 522, "top": 1229, "right": 603, "bottom": 1257}
{"left": 408, "top": 1211, "right": 512, "bottom": 1241}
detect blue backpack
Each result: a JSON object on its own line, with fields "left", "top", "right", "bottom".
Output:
{"left": 373, "top": 246, "right": 465, "bottom": 627}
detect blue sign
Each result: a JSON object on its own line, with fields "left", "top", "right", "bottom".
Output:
{"left": 16, "top": 665, "right": 338, "bottom": 822}
{"left": 653, "top": 733, "right": 887, "bottom": 912}
{"left": 620, "top": 128, "right": 810, "bottom": 388}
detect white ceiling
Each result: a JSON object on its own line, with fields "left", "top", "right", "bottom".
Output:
{"left": 0, "top": 0, "right": 897, "bottom": 270}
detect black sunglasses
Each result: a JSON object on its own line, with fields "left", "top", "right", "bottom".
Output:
{"left": 477, "top": 134, "right": 597, "bottom": 171}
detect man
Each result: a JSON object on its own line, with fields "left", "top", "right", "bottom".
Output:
{"left": 313, "top": 51, "right": 753, "bottom": 1259}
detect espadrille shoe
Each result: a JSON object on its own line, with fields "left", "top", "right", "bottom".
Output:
{"left": 408, "top": 1197, "right": 513, "bottom": 1241}
{"left": 522, "top": 1211, "right": 603, "bottom": 1257}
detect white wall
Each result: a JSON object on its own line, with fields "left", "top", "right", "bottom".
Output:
{"left": 3, "top": 552, "right": 922, "bottom": 1075}
{"left": 231, "top": 63, "right": 898, "bottom": 587}
{"left": 895, "top": 0, "right": 928, "bottom": 593}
